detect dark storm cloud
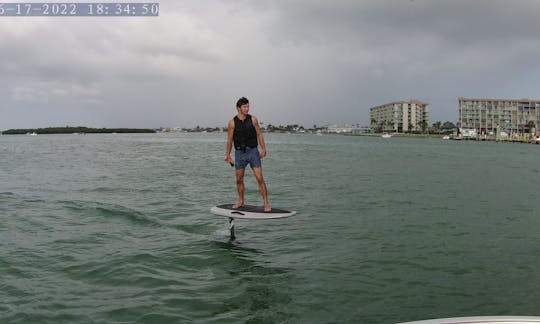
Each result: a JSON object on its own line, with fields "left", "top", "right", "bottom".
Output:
{"left": 260, "top": 0, "right": 540, "bottom": 46}
{"left": 242, "top": 0, "right": 540, "bottom": 124}
{"left": 1, "top": 0, "right": 540, "bottom": 129}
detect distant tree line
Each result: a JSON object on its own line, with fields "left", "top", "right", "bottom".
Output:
{"left": 1, "top": 127, "right": 156, "bottom": 135}
{"left": 370, "top": 118, "right": 456, "bottom": 134}
{"left": 185, "top": 126, "right": 223, "bottom": 133}
{"left": 430, "top": 121, "right": 456, "bottom": 134}
{"left": 265, "top": 124, "right": 315, "bottom": 132}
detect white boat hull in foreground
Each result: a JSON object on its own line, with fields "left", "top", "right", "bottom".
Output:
{"left": 400, "top": 316, "right": 540, "bottom": 324}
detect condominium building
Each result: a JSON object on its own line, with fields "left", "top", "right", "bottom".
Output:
{"left": 370, "top": 100, "right": 429, "bottom": 132}
{"left": 458, "top": 98, "right": 540, "bottom": 134}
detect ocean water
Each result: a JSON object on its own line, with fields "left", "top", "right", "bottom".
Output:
{"left": 1, "top": 133, "right": 539, "bottom": 323}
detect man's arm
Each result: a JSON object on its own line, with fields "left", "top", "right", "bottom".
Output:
{"left": 252, "top": 116, "right": 267, "bottom": 158}
{"left": 225, "top": 119, "right": 234, "bottom": 165}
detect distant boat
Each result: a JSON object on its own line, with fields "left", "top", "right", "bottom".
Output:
{"left": 381, "top": 133, "right": 392, "bottom": 138}
{"left": 442, "top": 135, "right": 450, "bottom": 140}
{"left": 27, "top": 132, "right": 37, "bottom": 136}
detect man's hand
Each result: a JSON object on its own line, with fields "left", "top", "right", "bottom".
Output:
{"left": 259, "top": 149, "right": 267, "bottom": 159}
{"left": 225, "top": 156, "right": 234, "bottom": 167}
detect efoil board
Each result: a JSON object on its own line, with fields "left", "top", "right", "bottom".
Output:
{"left": 210, "top": 204, "right": 296, "bottom": 219}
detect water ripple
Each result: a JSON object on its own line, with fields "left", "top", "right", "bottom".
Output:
{"left": 1, "top": 133, "right": 540, "bottom": 323}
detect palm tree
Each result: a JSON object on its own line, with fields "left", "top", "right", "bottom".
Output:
{"left": 377, "top": 121, "right": 385, "bottom": 133}
{"left": 433, "top": 121, "right": 442, "bottom": 133}
{"left": 527, "top": 120, "right": 536, "bottom": 133}
{"left": 419, "top": 120, "right": 428, "bottom": 133}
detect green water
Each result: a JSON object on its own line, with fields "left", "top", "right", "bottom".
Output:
{"left": 1, "top": 133, "right": 539, "bottom": 323}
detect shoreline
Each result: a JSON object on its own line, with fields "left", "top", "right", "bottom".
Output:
{"left": 3, "top": 128, "right": 539, "bottom": 145}
{"left": 346, "top": 132, "right": 540, "bottom": 144}
{"left": 1, "top": 127, "right": 155, "bottom": 135}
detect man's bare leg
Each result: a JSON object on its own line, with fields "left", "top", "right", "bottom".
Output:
{"left": 233, "top": 168, "right": 245, "bottom": 208}
{"left": 252, "top": 167, "right": 270, "bottom": 212}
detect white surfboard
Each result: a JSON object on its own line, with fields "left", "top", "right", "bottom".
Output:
{"left": 210, "top": 204, "right": 296, "bottom": 219}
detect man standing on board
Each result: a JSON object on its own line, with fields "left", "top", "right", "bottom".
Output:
{"left": 225, "top": 97, "right": 271, "bottom": 212}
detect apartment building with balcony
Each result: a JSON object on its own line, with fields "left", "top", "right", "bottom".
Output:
{"left": 458, "top": 98, "right": 540, "bottom": 135}
{"left": 370, "top": 100, "right": 429, "bottom": 132}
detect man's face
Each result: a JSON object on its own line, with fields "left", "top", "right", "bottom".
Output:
{"left": 238, "top": 103, "right": 250, "bottom": 115}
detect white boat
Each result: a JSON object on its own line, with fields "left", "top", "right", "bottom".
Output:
{"left": 381, "top": 133, "right": 392, "bottom": 138}
{"left": 442, "top": 135, "right": 450, "bottom": 140}
{"left": 400, "top": 316, "right": 540, "bottom": 324}
{"left": 27, "top": 132, "right": 37, "bottom": 136}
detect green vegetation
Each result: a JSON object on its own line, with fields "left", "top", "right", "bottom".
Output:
{"left": 185, "top": 126, "right": 223, "bottom": 133}
{"left": 162, "top": 124, "right": 324, "bottom": 133}
{"left": 2, "top": 127, "right": 156, "bottom": 135}
{"left": 370, "top": 120, "right": 457, "bottom": 134}
{"left": 430, "top": 121, "right": 456, "bottom": 134}
{"left": 265, "top": 124, "right": 306, "bottom": 132}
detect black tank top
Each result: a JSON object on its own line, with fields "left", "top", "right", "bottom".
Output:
{"left": 233, "top": 114, "right": 258, "bottom": 150}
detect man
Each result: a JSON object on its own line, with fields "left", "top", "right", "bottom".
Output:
{"left": 225, "top": 97, "right": 271, "bottom": 212}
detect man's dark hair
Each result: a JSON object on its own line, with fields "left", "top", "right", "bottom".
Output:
{"left": 236, "top": 97, "right": 249, "bottom": 108}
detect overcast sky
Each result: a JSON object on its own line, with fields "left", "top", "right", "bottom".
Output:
{"left": 2, "top": 0, "right": 540, "bottom": 129}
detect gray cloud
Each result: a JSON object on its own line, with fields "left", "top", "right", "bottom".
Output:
{"left": 2, "top": 0, "right": 540, "bottom": 129}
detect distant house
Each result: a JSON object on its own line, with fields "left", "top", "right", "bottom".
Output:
{"left": 326, "top": 124, "right": 368, "bottom": 134}
{"left": 326, "top": 124, "right": 354, "bottom": 133}
{"left": 460, "top": 128, "right": 477, "bottom": 138}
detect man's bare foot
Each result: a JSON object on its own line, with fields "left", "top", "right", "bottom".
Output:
{"left": 264, "top": 205, "right": 271, "bottom": 212}
{"left": 232, "top": 202, "right": 244, "bottom": 209}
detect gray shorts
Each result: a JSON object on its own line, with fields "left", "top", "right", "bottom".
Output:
{"left": 235, "top": 147, "right": 261, "bottom": 170}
